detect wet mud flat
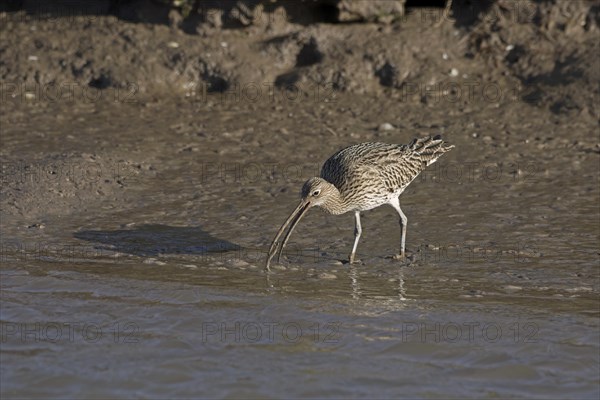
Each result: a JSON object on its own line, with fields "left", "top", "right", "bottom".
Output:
{"left": 1, "top": 1, "right": 599, "bottom": 397}
{"left": 1, "top": 89, "right": 598, "bottom": 398}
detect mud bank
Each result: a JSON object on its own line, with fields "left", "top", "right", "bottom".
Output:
{"left": 1, "top": 1, "right": 599, "bottom": 399}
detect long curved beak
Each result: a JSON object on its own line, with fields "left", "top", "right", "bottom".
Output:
{"left": 265, "top": 199, "right": 311, "bottom": 270}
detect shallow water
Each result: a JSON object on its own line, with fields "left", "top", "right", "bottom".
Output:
{"left": 1, "top": 95, "right": 598, "bottom": 398}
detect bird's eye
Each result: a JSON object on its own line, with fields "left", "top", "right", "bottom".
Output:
{"left": 312, "top": 190, "right": 321, "bottom": 196}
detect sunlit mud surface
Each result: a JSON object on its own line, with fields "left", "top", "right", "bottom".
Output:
{"left": 1, "top": 93, "right": 598, "bottom": 398}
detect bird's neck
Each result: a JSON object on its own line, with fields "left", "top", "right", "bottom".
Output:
{"left": 321, "top": 188, "right": 351, "bottom": 215}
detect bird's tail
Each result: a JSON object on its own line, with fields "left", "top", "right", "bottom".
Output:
{"left": 409, "top": 135, "right": 454, "bottom": 166}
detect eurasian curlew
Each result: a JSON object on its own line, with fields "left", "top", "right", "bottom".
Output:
{"left": 265, "top": 135, "right": 454, "bottom": 270}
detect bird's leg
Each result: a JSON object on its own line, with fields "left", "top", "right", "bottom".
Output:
{"left": 349, "top": 211, "right": 362, "bottom": 263}
{"left": 390, "top": 198, "right": 407, "bottom": 259}
{"left": 398, "top": 203, "right": 407, "bottom": 259}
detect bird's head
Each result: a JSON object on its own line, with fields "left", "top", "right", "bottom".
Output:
{"left": 300, "top": 177, "right": 338, "bottom": 208}
{"left": 265, "top": 177, "right": 342, "bottom": 269}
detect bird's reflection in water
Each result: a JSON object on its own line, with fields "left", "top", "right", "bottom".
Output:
{"left": 265, "top": 268, "right": 274, "bottom": 290}
{"left": 398, "top": 267, "right": 407, "bottom": 301}
{"left": 349, "top": 264, "right": 362, "bottom": 300}
{"left": 264, "top": 257, "right": 409, "bottom": 302}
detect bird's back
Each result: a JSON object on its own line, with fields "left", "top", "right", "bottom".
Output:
{"left": 320, "top": 136, "right": 453, "bottom": 210}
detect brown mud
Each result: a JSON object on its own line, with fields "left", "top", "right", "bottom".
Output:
{"left": 1, "top": 1, "right": 599, "bottom": 398}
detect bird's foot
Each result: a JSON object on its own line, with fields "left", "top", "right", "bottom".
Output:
{"left": 387, "top": 251, "right": 414, "bottom": 263}
{"left": 347, "top": 254, "right": 360, "bottom": 264}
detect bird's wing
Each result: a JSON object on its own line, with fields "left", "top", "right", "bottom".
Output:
{"left": 321, "top": 143, "right": 412, "bottom": 193}
{"left": 352, "top": 144, "right": 423, "bottom": 192}
{"left": 374, "top": 155, "right": 424, "bottom": 192}
{"left": 321, "top": 139, "right": 453, "bottom": 195}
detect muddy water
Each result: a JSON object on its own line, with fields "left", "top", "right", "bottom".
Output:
{"left": 1, "top": 94, "right": 598, "bottom": 398}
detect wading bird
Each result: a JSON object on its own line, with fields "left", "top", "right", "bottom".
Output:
{"left": 265, "top": 136, "right": 454, "bottom": 270}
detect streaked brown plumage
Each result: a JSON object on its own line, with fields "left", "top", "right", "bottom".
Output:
{"left": 266, "top": 135, "right": 454, "bottom": 270}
